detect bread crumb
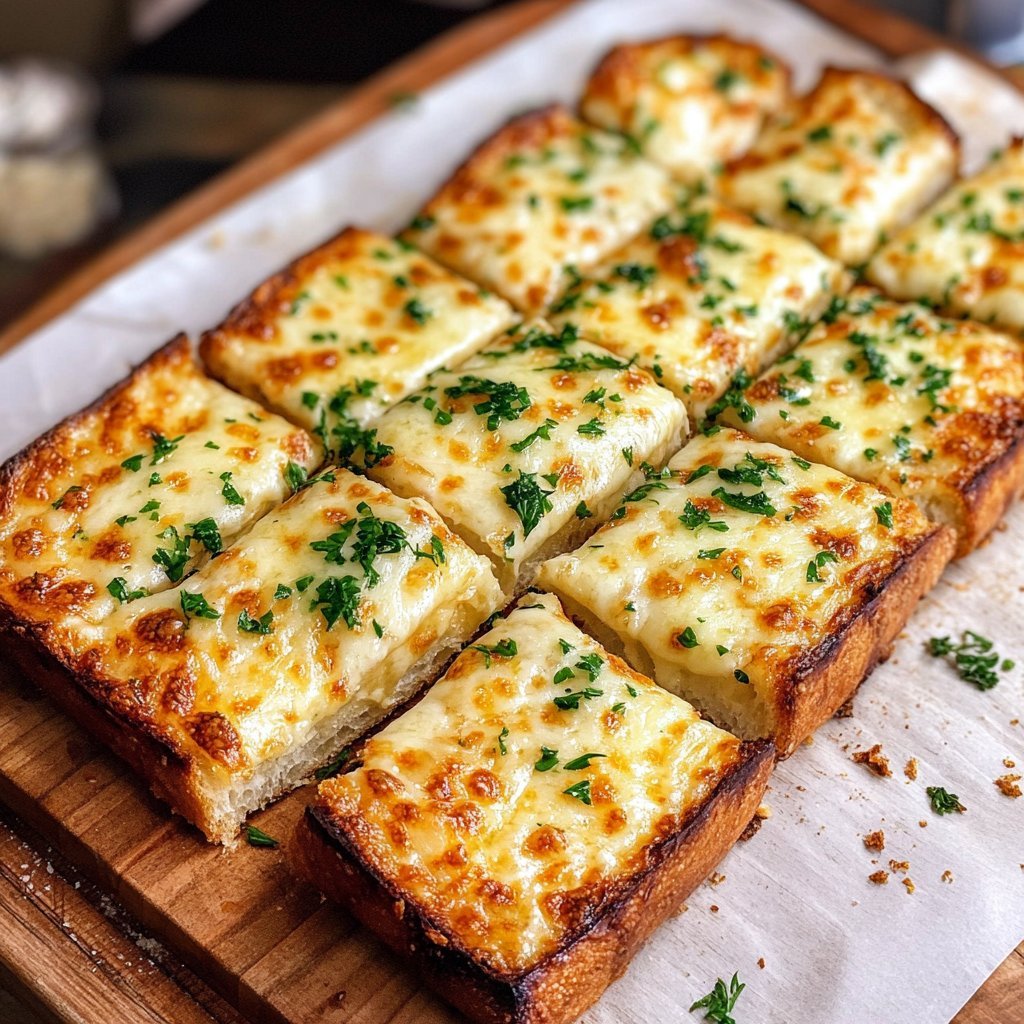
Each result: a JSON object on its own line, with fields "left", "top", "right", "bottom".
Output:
{"left": 852, "top": 744, "right": 892, "bottom": 777}
{"left": 904, "top": 757, "right": 918, "bottom": 780}
{"left": 757, "top": 957, "right": 766, "bottom": 970}
{"left": 755, "top": 804, "right": 772, "bottom": 819}
{"left": 919, "top": 820, "right": 928, "bottom": 828}
{"left": 834, "top": 698, "right": 854, "bottom": 719}
{"left": 889, "top": 859, "right": 910, "bottom": 874}
{"left": 709, "top": 904, "right": 719, "bottom": 913}
{"left": 902, "top": 877, "right": 915, "bottom": 895}
{"left": 738, "top": 816, "right": 763, "bottom": 842}
{"left": 868, "top": 870, "right": 889, "bottom": 885}
{"left": 941, "top": 870, "right": 953, "bottom": 883}
{"left": 863, "top": 830, "right": 885, "bottom": 852}
{"left": 995, "top": 774, "right": 1022, "bottom": 798}
{"left": 1004, "top": 758, "right": 1017, "bottom": 769}
{"left": 708, "top": 872, "right": 726, "bottom": 887}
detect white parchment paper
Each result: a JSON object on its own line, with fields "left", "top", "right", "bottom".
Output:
{"left": 0, "top": 2, "right": 1021, "bottom": 1021}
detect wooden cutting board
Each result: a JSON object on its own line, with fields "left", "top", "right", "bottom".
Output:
{"left": 0, "top": 2, "right": 1020, "bottom": 1022}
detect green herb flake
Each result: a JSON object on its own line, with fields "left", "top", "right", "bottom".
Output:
{"left": 245, "top": 825, "right": 279, "bottom": 849}
{"left": 927, "top": 786, "right": 965, "bottom": 816}
{"left": 690, "top": 973, "right": 745, "bottom": 1023}
{"left": 562, "top": 779, "right": 592, "bottom": 804}
{"left": 535, "top": 747, "right": 559, "bottom": 772}
{"left": 180, "top": 591, "right": 220, "bottom": 621}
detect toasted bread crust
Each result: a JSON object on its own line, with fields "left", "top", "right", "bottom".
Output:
{"left": 293, "top": 739, "right": 773, "bottom": 1024}
{"left": 773, "top": 522, "right": 955, "bottom": 754}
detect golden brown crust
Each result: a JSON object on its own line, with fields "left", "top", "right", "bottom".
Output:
{"left": 293, "top": 740, "right": 773, "bottom": 1024}
{"left": 773, "top": 523, "right": 955, "bottom": 755}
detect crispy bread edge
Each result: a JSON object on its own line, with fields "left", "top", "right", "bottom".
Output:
{"left": 291, "top": 739, "right": 773, "bottom": 1024}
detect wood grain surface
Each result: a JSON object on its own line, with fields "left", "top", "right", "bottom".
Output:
{"left": 0, "top": 1, "right": 1018, "bottom": 1022}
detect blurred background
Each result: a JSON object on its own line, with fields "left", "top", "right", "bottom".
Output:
{"left": 0, "top": 0, "right": 1023, "bottom": 334}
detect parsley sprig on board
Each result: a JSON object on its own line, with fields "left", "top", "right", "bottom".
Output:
{"left": 690, "top": 973, "right": 745, "bottom": 1022}
{"left": 927, "top": 631, "right": 1014, "bottom": 690}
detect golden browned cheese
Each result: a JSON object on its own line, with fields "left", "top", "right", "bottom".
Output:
{"left": 869, "top": 141, "right": 1024, "bottom": 333}
{"left": 548, "top": 191, "right": 848, "bottom": 422}
{"left": 538, "top": 428, "right": 937, "bottom": 740}
{"left": 581, "top": 34, "right": 790, "bottom": 182}
{"left": 366, "top": 320, "right": 687, "bottom": 592}
{"left": 404, "top": 106, "right": 676, "bottom": 313}
{"left": 0, "top": 336, "right": 319, "bottom": 637}
{"left": 200, "top": 227, "right": 517, "bottom": 434}
{"left": 71, "top": 470, "right": 502, "bottom": 777}
{"left": 714, "top": 286, "right": 1024, "bottom": 549}
{"left": 312, "top": 592, "right": 744, "bottom": 974}
{"left": 719, "top": 68, "right": 958, "bottom": 265}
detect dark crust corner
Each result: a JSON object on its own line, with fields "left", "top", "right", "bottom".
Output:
{"left": 774, "top": 522, "right": 956, "bottom": 756}
{"left": 293, "top": 739, "right": 773, "bottom": 1024}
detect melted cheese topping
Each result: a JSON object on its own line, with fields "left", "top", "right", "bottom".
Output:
{"left": 366, "top": 321, "right": 687, "bottom": 593}
{"left": 314, "top": 592, "right": 744, "bottom": 974}
{"left": 718, "top": 68, "right": 957, "bottom": 265}
{"left": 548, "top": 191, "right": 847, "bottom": 422}
{"left": 714, "top": 287, "right": 1024, "bottom": 546}
{"left": 405, "top": 106, "right": 676, "bottom": 314}
{"left": 79, "top": 470, "right": 502, "bottom": 775}
{"left": 581, "top": 35, "right": 790, "bottom": 182}
{"left": 0, "top": 337, "right": 319, "bottom": 633}
{"left": 868, "top": 142, "right": 1024, "bottom": 332}
{"left": 537, "top": 428, "right": 935, "bottom": 743}
{"left": 201, "top": 228, "right": 516, "bottom": 436}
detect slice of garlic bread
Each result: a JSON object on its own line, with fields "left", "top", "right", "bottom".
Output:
{"left": 719, "top": 68, "right": 958, "bottom": 265}
{"left": 548, "top": 190, "right": 847, "bottom": 423}
{"left": 0, "top": 335, "right": 319, "bottom": 635}
{"left": 539, "top": 428, "right": 954, "bottom": 755}
{"left": 712, "top": 287, "right": 1024, "bottom": 555}
{"left": 200, "top": 227, "right": 516, "bottom": 451}
{"left": 869, "top": 140, "right": 1024, "bottom": 333}
{"left": 8, "top": 469, "right": 501, "bottom": 843}
{"left": 403, "top": 105, "right": 675, "bottom": 313}
{"left": 366, "top": 320, "right": 687, "bottom": 594}
{"left": 294, "top": 592, "right": 772, "bottom": 1024}
{"left": 581, "top": 34, "right": 790, "bottom": 182}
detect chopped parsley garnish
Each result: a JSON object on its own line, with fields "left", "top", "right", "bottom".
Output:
{"left": 574, "top": 653, "right": 604, "bottom": 681}
{"left": 677, "top": 627, "right": 699, "bottom": 648}
{"left": 285, "top": 461, "right": 308, "bottom": 492}
{"left": 535, "top": 747, "right": 560, "bottom": 772}
{"left": 927, "top": 786, "right": 965, "bottom": 815}
{"left": 613, "top": 262, "right": 657, "bottom": 290}
{"left": 500, "top": 471, "right": 553, "bottom": 537}
{"left": 562, "top": 779, "right": 592, "bottom": 804}
{"left": 791, "top": 456, "right": 811, "bottom": 471}
{"left": 703, "top": 368, "right": 755, "bottom": 425}
{"left": 510, "top": 418, "right": 558, "bottom": 452}
{"left": 180, "top": 591, "right": 220, "bottom": 621}
{"left": 690, "top": 973, "right": 745, "bottom": 1023}
{"left": 152, "top": 526, "right": 190, "bottom": 582}
{"left": 563, "top": 752, "right": 606, "bottom": 770}
{"left": 874, "top": 502, "right": 894, "bottom": 529}
{"left": 819, "top": 415, "right": 842, "bottom": 430}
{"left": 444, "top": 376, "right": 531, "bottom": 431}
{"left": 220, "top": 471, "right": 245, "bottom": 506}
{"left": 245, "top": 825, "right": 278, "bottom": 849}
{"left": 734, "top": 669, "right": 750, "bottom": 684}
{"left": 120, "top": 453, "right": 144, "bottom": 472}
{"left": 806, "top": 550, "right": 839, "bottom": 582}
{"left": 577, "top": 417, "right": 606, "bottom": 437}
{"left": 51, "top": 485, "right": 83, "bottom": 510}
{"left": 553, "top": 688, "right": 603, "bottom": 711}
{"left": 679, "top": 500, "right": 729, "bottom": 534}
{"left": 274, "top": 584, "right": 293, "bottom": 600}
{"left": 148, "top": 472, "right": 162, "bottom": 487}
{"left": 575, "top": 501, "right": 593, "bottom": 520}
{"left": 496, "top": 726, "right": 509, "bottom": 756}
{"left": 311, "top": 575, "right": 362, "bottom": 630}
{"left": 711, "top": 487, "right": 776, "bottom": 517}
{"left": 414, "top": 535, "right": 446, "bottom": 567}
{"left": 559, "top": 195, "right": 594, "bottom": 213}
{"left": 927, "top": 631, "right": 1013, "bottom": 690}
{"left": 187, "top": 517, "right": 222, "bottom": 555}
{"left": 713, "top": 68, "right": 741, "bottom": 92}
{"left": 875, "top": 132, "right": 901, "bottom": 156}
{"left": 698, "top": 547, "right": 726, "bottom": 559}
{"left": 468, "top": 638, "right": 518, "bottom": 668}
{"left": 403, "top": 297, "right": 432, "bottom": 325}
{"left": 149, "top": 431, "right": 185, "bottom": 465}
{"left": 238, "top": 608, "right": 274, "bottom": 634}
{"left": 106, "top": 577, "right": 147, "bottom": 604}
{"left": 807, "top": 124, "right": 832, "bottom": 142}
